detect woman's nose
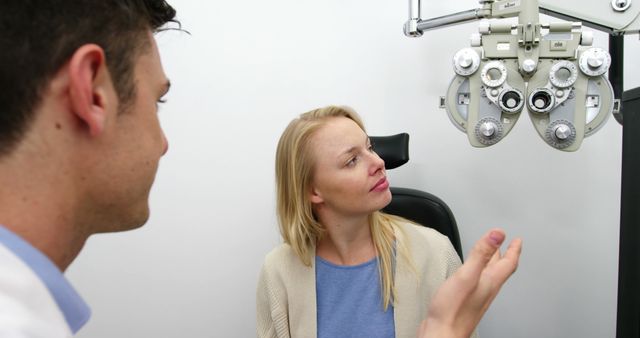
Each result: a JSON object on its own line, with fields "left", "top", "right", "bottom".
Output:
{"left": 368, "top": 151, "right": 385, "bottom": 175}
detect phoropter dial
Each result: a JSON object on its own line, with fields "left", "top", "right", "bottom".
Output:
{"left": 549, "top": 61, "right": 578, "bottom": 88}
{"left": 481, "top": 61, "right": 507, "bottom": 88}
{"left": 474, "top": 117, "right": 504, "bottom": 145}
{"left": 579, "top": 48, "right": 611, "bottom": 77}
{"left": 545, "top": 120, "right": 577, "bottom": 149}
{"left": 453, "top": 48, "right": 481, "bottom": 76}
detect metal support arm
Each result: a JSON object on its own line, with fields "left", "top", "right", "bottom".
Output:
{"left": 405, "top": 8, "right": 490, "bottom": 36}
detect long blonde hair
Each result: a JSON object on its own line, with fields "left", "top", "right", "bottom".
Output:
{"left": 275, "top": 105, "right": 413, "bottom": 310}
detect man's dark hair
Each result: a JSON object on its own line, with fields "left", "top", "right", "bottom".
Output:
{"left": 0, "top": 0, "right": 178, "bottom": 156}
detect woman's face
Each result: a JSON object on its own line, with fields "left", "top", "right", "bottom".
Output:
{"left": 308, "top": 116, "right": 392, "bottom": 218}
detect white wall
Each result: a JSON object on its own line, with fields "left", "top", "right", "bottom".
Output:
{"left": 67, "top": 1, "right": 639, "bottom": 337}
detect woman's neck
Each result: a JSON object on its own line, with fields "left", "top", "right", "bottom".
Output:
{"left": 315, "top": 213, "right": 376, "bottom": 266}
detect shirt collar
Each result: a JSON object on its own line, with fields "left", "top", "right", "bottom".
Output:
{"left": 0, "top": 225, "right": 91, "bottom": 333}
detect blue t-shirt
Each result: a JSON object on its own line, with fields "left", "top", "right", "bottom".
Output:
{"left": 315, "top": 255, "right": 395, "bottom": 338}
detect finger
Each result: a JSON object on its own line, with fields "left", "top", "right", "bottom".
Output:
{"left": 463, "top": 229, "right": 505, "bottom": 278}
{"left": 487, "top": 248, "right": 500, "bottom": 267}
{"left": 505, "top": 238, "right": 523, "bottom": 260}
{"left": 502, "top": 238, "right": 522, "bottom": 270}
{"left": 488, "top": 238, "right": 523, "bottom": 283}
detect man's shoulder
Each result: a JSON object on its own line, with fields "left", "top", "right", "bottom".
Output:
{"left": 0, "top": 245, "right": 73, "bottom": 338}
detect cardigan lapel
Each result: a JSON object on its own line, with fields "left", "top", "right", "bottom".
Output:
{"left": 288, "top": 247, "right": 318, "bottom": 338}
{"left": 393, "top": 223, "right": 425, "bottom": 338}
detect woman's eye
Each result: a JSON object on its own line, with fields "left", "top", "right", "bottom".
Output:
{"left": 346, "top": 156, "right": 358, "bottom": 167}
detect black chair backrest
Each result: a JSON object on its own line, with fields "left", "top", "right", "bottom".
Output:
{"left": 370, "top": 133, "right": 464, "bottom": 260}
{"left": 371, "top": 133, "right": 410, "bottom": 169}
{"left": 383, "top": 188, "right": 463, "bottom": 259}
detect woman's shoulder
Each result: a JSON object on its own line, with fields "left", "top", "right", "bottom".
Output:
{"left": 396, "top": 220, "right": 452, "bottom": 250}
{"left": 394, "top": 220, "right": 462, "bottom": 275}
{"left": 258, "top": 243, "right": 315, "bottom": 295}
{"left": 261, "top": 243, "right": 311, "bottom": 276}
{"left": 263, "top": 243, "right": 298, "bottom": 266}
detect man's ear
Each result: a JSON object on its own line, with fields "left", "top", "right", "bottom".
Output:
{"left": 68, "top": 44, "right": 113, "bottom": 137}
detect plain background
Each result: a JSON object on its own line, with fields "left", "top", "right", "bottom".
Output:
{"left": 67, "top": 1, "right": 640, "bottom": 337}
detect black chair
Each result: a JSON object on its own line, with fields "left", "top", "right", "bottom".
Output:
{"left": 370, "top": 133, "right": 464, "bottom": 260}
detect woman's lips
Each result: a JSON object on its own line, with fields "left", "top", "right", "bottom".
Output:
{"left": 371, "top": 177, "right": 389, "bottom": 192}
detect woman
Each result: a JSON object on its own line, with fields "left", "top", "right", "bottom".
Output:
{"left": 257, "top": 105, "right": 483, "bottom": 338}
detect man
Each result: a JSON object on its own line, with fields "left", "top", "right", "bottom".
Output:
{"left": 0, "top": 1, "right": 520, "bottom": 337}
{"left": 0, "top": 1, "right": 176, "bottom": 336}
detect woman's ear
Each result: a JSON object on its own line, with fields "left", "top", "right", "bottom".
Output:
{"left": 67, "top": 44, "right": 113, "bottom": 137}
{"left": 309, "top": 186, "right": 324, "bottom": 205}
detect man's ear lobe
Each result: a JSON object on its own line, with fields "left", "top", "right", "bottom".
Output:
{"left": 68, "top": 44, "right": 113, "bottom": 137}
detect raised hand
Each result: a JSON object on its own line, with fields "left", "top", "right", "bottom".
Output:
{"left": 418, "top": 229, "right": 523, "bottom": 338}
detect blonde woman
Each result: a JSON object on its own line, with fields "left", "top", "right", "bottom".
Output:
{"left": 257, "top": 106, "right": 490, "bottom": 338}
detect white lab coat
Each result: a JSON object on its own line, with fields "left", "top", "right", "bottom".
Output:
{"left": 0, "top": 244, "right": 73, "bottom": 338}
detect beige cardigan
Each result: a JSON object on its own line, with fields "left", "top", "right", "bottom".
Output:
{"left": 256, "top": 222, "right": 473, "bottom": 338}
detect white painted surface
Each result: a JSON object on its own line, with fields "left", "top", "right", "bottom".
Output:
{"left": 67, "top": 1, "right": 638, "bottom": 337}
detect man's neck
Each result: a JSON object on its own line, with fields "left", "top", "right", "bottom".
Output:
{"left": 0, "top": 150, "right": 87, "bottom": 271}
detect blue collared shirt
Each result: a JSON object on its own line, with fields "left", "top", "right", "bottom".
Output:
{"left": 0, "top": 225, "right": 91, "bottom": 333}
